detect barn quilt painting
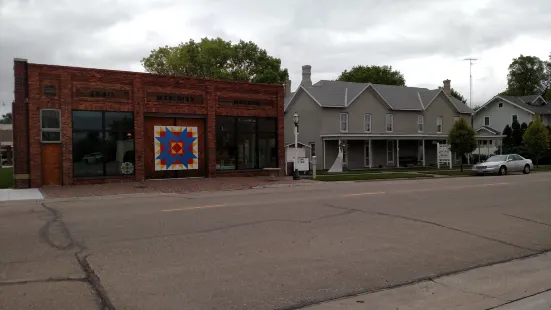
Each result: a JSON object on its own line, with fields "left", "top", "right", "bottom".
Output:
{"left": 154, "top": 126, "right": 198, "bottom": 171}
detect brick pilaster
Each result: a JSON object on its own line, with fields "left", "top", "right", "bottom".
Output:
{"left": 206, "top": 85, "right": 216, "bottom": 177}
{"left": 12, "top": 59, "right": 30, "bottom": 188}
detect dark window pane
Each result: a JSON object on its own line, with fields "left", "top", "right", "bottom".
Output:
{"left": 41, "top": 132, "right": 61, "bottom": 142}
{"left": 237, "top": 117, "right": 256, "bottom": 132}
{"left": 259, "top": 133, "right": 277, "bottom": 168}
{"left": 238, "top": 132, "right": 257, "bottom": 169}
{"left": 73, "top": 111, "right": 102, "bottom": 131}
{"left": 258, "top": 118, "right": 276, "bottom": 132}
{"left": 72, "top": 131, "right": 104, "bottom": 177}
{"left": 41, "top": 110, "right": 60, "bottom": 129}
{"left": 216, "top": 117, "right": 236, "bottom": 170}
{"left": 105, "top": 112, "right": 134, "bottom": 132}
{"left": 104, "top": 131, "right": 135, "bottom": 176}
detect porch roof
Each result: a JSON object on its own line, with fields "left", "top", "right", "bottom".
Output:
{"left": 321, "top": 133, "right": 504, "bottom": 140}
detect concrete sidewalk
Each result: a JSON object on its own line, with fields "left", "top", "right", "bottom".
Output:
{"left": 304, "top": 252, "right": 551, "bottom": 310}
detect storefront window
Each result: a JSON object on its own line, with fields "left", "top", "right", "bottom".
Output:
{"left": 72, "top": 111, "right": 134, "bottom": 177}
{"left": 215, "top": 116, "right": 277, "bottom": 170}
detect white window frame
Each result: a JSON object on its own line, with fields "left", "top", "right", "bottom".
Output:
{"left": 512, "top": 114, "right": 518, "bottom": 123}
{"left": 340, "top": 113, "right": 349, "bottom": 132}
{"left": 40, "top": 109, "right": 62, "bottom": 143}
{"left": 454, "top": 116, "right": 460, "bottom": 122}
{"left": 386, "top": 114, "right": 393, "bottom": 133}
{"left": 386, "top": 140, "right": 395, "bottom": 164}
{"left": 417, "top": 115, "right": 424, "bottom": 133}
{"left": 484, "top": 116, "right": 490, "bottom": 126}
{"left": 436, "top": 116, "right": 443, "bottom": 133}
{"left": 364, "top": 114, "right": 372, "bottom": 133}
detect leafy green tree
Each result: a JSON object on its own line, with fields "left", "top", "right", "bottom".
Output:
{"left": 502, "top": 125, "right": 513, "bottom": 147}
{"left": 141, "top": 37, "right": 288, "bottom": 84}
{"left": 502, "top": 55, "right": 547, "bottom": 96}
{"left": 523, "top": 117, "right": 550, "bottom": 167}
{"left": 511, "top": 119, "right": 523, "bottom": 146}
{"left": 337, "top": 65, "right": 406, "bottom": 85}
{"left": 448, "top": 118, "right": 477, "bottom": 172}
{"left": 544, "top": 53, "right": 551, "bottom": 101}
{"left": 0, "top": 113, "right": 12, "bottom": 124}
{"left": 451, "top": 88, "right": 467, "bottom": 104}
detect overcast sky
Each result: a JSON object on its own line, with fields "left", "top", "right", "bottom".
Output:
{"left": 1, "top": 0, "right": 550, "bottom": 116}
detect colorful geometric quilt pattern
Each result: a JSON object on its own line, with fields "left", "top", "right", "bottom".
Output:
{"left": 154, "top": 126, "right": 198, "bottom": 171}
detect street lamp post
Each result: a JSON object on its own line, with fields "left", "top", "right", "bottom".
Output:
{"left": 293, "top": 113, "right": 300, "bottom": 180}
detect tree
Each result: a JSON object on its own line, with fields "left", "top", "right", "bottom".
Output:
{"left": 544, "top": 53, "right": 551, "bottom": 101}
{"left": 448, "top": 118, "right": 477, "bottom": 172}
{"left": 0, "top": 113, "right": 12, "bottom": 124}
{"left": 141, "top": 37, "right": 289, "bottom": 84}
{"left": 502, "top": 125, "right": 513, "bottom": 147}
{"left": 523, "top": 117, "right": 550, "bottom": 167}
{"left": 451, "top": 88, "right": 467, "bottom": 104}
{"left": 511, "top": 119, "right": 523, "bottom": 146}
{"left": 502, "top": 55, "right": 547, "bottom": 96}
{"left": 336, "top": 65, "right": 406, "bottom": 85}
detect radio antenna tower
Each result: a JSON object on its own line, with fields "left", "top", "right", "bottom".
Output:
{"left": 464, "top": 58, "right": 477, "bottom": 108}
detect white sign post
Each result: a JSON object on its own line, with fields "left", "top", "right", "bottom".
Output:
{"left": 437, "top": 143, "right": 452, "bottom": 169}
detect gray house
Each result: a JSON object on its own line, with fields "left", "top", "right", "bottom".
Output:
{"left": 284, "top": 65, "right": 475, "bottom": 170}
{"left": 472, "top": 95, "right": 550, "bottom": 155}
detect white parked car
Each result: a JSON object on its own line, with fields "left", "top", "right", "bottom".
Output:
{"left": 472, "top": 154, "right": 533, "bottom": 175}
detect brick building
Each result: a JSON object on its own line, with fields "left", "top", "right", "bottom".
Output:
{"left": 12, "top": 59, "right": 284, "bottom": 188}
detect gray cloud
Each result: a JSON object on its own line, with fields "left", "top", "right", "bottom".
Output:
{"left": 1, "top": 0, "right": 550, "bottom": 112}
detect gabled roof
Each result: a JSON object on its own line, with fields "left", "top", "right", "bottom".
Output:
{"left": 284, "top": 80, "right": 473, "bottom": 114}
{"left": 476, "top": 126, "right": 500, "bottom": 135}
{"left": 500, "top": 96, "right": 551, "bottom": 114}
{"left": 474, "top": 95, "right": 551, "bottom": 115}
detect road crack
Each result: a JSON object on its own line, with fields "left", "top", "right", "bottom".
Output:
{"left": 322, "top": 203, "right": 537, "bottom": 252}
{"left": 40, "top": 203, "right": 116, "bottom": 310}
{"left": 0, "top": 277, "right": 86, "bottom": 286}
{"left": 502, "top": 214, "right": 551, "bottom": 227}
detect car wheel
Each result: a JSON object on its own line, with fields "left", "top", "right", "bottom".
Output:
{"left": 523, "top": 164, "right": 531, "bottom": 174}
{"left": 499, "top": 166, "right": 507, "bottom": 175}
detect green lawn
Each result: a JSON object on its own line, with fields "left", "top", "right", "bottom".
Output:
{"left": 0, "top": 167, "right": 13, "bottom": 189}
{"left": 533, "top": 165, "right": 551, "bottom": 172}
{"left": 423, "top": 170, "right": 473, "bottom": 176}
{"left": 316, "top": 172, "right": 433, "bottom": 182}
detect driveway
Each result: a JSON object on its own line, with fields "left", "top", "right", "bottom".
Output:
{"left": 2, "top": 173, "right": 551, "bottom": 309}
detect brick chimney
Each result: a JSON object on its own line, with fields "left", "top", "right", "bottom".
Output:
{"left": 300, "top": 65, "right": 312, "bottom": 87}
{"left": 443, "top": 79, "right": 451, "bottom": 96}
{"left": 285, "top": 80, "right": 292, "bottom": 96}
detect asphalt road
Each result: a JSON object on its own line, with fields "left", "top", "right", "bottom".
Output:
{"left": 2, "top": 173, "right": 551, "bottom": 310}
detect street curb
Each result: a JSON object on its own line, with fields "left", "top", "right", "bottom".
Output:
{"left": 0, "top": 182, "right": 320, "bottom": 206}
{"left": 284, "top": 249, "right": 551, "bottom": 310}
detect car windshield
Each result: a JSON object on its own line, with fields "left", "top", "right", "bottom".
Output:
{"left": 486, "top": 155, "right": 507, "bottom": 162}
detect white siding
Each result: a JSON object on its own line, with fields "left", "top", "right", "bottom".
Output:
{"left": 473, "top": 99, "right": 534, "bottom": 132}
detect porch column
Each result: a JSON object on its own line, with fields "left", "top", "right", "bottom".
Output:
{"left": 499, "top": 139, "right": 503, "bottom": 155}
{"left": 368, "top": 139, "right": 373, "bottom": 168}
{"left": 487, "top": 142, "right": 490, "bottom": 156}
{"left": 323, "top": 138, "right": 326, "bottom": 170}
{"left": 396, "top": 139, "right": 400, "bottom": 168}
{"left": 422, "top": 139, "right": 426, "bottom": 166}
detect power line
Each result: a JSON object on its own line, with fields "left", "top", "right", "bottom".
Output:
{"left": 464, "top": 58, "right": 478, "bottom": 108}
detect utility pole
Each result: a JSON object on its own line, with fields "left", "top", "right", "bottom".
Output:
{"left": 464, "top": 58, "right": 477, "bottom": 108}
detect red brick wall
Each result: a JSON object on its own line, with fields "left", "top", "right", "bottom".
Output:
{"left": 13, "top": 59, "right": 30, "bottom": 188}
{"left": 14, "top": 60, "right": 284, "bottom": 188}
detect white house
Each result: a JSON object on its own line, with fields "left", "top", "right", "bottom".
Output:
{"left": 473, "top": 95, "right": 550, "bottom": 154}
